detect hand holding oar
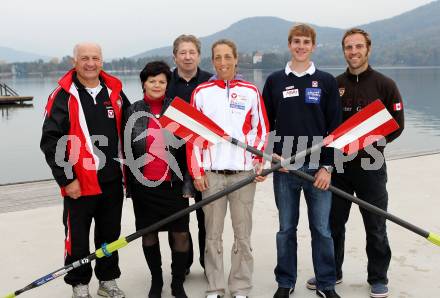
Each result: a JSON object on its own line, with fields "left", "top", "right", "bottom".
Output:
{"left": 160, "top": 97, "right": 440, "bottom": 247}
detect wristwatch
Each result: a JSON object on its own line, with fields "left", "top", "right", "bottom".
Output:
{"left": 320, "top": 165, "right": 334, "bottom": 173}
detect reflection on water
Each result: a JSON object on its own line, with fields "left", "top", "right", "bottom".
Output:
{"left": 1, "top": 68, "right": 440, "bottom": 184}
{"left": 407, "top": 110, "right": 440, "bottom": 136}
{"left": 0, "top": 103, "right": 34, "bottom": 120}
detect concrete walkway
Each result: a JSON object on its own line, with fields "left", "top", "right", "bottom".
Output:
{"left": 1, "top": 154, "right": 439, "bottom": 297}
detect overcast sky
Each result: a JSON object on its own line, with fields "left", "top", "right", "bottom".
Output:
{"left": 1, "top": 0, "right": 435, "bottom": 59}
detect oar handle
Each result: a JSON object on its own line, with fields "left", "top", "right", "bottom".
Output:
{"left": 428, "top": 233, "right": 440, "bottom": 246}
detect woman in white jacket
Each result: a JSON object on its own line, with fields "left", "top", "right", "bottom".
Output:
{"left": 187, "top": 39, "right": 269, "bottom": 298}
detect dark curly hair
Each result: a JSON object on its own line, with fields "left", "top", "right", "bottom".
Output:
{"left": 139, "top": 61, "right": 172, "bottom": 89}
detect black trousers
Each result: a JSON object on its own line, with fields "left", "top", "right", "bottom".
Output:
{"left": 63, "top": 181, "right": 124, "bottom": 286}
{"left": 330, "top": 161, "right": 391, "bottom": 285}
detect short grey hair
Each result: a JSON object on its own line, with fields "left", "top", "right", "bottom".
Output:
{"left": 73, "top": 42, "right": 103, "bottom": 61}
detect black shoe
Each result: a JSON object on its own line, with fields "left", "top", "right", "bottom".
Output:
{"left": 171, "top": 251, "right": 189, "bottom": 298}
{"left": 306, "top": 277, "right": 343, "bottom": 290}
{"left": 171, "top": 282, "right": 188, "bottom": 298}
{"left": 143, "top": 244, "right": 163, "bottom": 298}
{"left": 273, "top": 287, "right": 294, "bottom": 298}
{"left": 316, "top": 289, "right": 341, "bottom": 298}
{"left": 148, "top": 277, "right": 163, "bottom": 298}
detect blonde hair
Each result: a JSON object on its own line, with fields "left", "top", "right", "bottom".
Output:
{"left": 288, "top": 23, "right": 316, "bottom": 45}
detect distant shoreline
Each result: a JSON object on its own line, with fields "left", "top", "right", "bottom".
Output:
{"left": 321, "top": 65, "right": 440, "bottom": 70}
{"left": 2, "top": 65, "right": 440, "bottom": 79}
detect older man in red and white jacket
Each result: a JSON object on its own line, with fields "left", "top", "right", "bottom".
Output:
{"left": 40, "top": 42, "right": 130, "bottom": 298}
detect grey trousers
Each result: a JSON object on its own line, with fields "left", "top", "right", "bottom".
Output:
{"left": 202, "top": 171, "right": 256, "bottom": 296}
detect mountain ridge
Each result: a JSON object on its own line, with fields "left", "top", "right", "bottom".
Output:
{"left": 2, "top": 1, "right": 440, "bottom": 65}
{"left": 133, "top": 1, "right": 440, "bottom": 66}
{"left": 0, "top": 46, "right": 50, "bottom": 64}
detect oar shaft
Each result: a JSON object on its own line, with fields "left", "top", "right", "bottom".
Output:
{"left": 9, "top": 253, "right": 98, "bottom": 297}
{"left": 4, "top": 140, "right": 327, "bottom": 298}
{"left": 126, "top": 174, "right": 256, "bottom": 242}
{"left": 291, "top": 169, "right": 430, "bottom": 238}
{"left": 125, "top": 148, "right": 315, "bottom": 243}
{"left": 228, "top": 136, "right": 432, "bottom": 240}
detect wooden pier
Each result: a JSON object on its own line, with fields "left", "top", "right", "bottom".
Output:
{"left": 0, "top": 81, "right": 33, "bottom": 104}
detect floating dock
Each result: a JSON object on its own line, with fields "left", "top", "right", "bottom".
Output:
{"left": 0, "top": 95, "right": 33, "bottom": 104}
{"left": 0, "top": 81, "right": 33, "bottom": 104}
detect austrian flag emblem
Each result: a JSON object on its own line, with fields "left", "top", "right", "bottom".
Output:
{"left": 393, "top": 102, "right": 403, "bottom": 111}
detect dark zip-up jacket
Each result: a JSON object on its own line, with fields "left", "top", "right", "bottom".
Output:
{"left": 123, "top": 97, "right": 194, "bottom": 196}
{"left": 166, "top": 67, "right": 213, "bottom": 103}
{"left": 337, "top": 66, "right": 405, "bottom": 158}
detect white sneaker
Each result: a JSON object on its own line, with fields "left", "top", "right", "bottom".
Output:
{"left": 206, "top": 294, "right": 222, "bottom": 298}
{"left": 97, "top": 279, "right": 125, "bottom": 298}
{"left": 72, "top": 284, "right": 91, "bottom": 298}
{"left": 234, "top": 296, "right": 248, "bottom": 298}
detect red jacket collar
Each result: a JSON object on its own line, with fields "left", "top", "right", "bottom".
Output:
{"left": 210, "top": 79, "right": 242, "bottom": 89}
{"left": 58, "top": 68, "right": 122, "bottom": 95}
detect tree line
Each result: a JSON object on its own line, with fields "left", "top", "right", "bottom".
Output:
{"left": 1, "top": 46, "right": 439, "bottom": 77}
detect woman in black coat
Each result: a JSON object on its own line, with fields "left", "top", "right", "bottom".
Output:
{"left": 124, "top": 61, "right": 193, "bottom": 298}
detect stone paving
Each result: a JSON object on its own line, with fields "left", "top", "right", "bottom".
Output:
{"left": 1, "top": 154, "right": 439, "bottom": 297}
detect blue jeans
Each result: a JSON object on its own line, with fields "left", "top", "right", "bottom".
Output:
{"left": 273, "top": 168, "right": 336, "bottom": 290}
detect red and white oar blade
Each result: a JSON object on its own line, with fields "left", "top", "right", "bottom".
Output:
{"left": 324, "top": 99, "right": 399, "bottom": 154}
{"left": 159, "top": 97, "right": 227, "bottom": 149}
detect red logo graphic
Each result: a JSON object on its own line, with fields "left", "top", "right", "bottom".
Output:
{"left": 393, "top": 102, "right": 403, "bottom": 111}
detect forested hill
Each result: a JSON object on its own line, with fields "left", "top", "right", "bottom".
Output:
{"left": 133, "top": 16, "right": 342, "bottom": 59}
{"left": 134, "top": 1, "right": 440, "bottom": 66}
{"left": 363, "top": 0, "right": 440, "bottom": 65}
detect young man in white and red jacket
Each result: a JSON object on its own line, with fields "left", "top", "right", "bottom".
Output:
{"left": 40, "top": 43, "right": 130, "bottom": 298}
{"left": 187, "top": 39, "right": 269, "bottom": 298}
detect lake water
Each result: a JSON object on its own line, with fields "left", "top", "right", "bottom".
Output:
{"left": 1, "top": 68, "right": 439, "bottom": 184}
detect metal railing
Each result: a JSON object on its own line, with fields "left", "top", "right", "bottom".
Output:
{"left": 0, "top": 82, "right": 19, "bottom": 96}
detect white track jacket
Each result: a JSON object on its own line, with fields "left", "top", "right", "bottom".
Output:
{"left": 187, "top": 78, "right": 269, "bottom": 178}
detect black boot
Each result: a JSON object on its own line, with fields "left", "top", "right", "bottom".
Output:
{"left": 171, "top": 251, "right": 189, "bottom": 298}
{"left": 143, "top": 243, "right": 163, "bottom": 298}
